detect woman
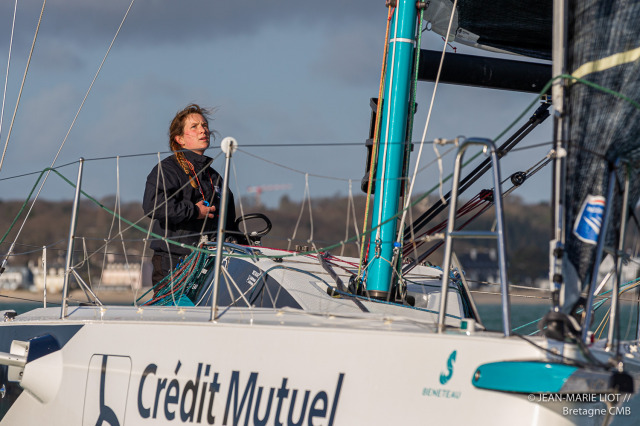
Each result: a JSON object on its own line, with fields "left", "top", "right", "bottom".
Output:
{"left": 143, "top": 104, "right": 238, "bottom": 285}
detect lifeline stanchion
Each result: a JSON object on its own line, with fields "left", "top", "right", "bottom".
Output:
{"left": 210, "top": 137, "right": 238, "bottom": 321}
{"left": 61, "top": 158, "right": 84, "bottom": 319}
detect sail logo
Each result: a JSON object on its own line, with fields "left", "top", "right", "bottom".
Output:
{"left": 439, "top": 350, "right": 457, "bottom": 385}
{"left": 573, "top": 195, "right": 606, "bottom": 245}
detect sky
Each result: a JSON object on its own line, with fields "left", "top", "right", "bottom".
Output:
{"left": 0, "top": 0, "right": 553, "bottom": 209}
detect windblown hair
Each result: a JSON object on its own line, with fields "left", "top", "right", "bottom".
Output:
{"left": 168, "top": 104, "right": 215, "bottom": 187}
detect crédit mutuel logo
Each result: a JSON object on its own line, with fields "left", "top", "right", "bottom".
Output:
{"left": 85, "top": 356, "right": 345, "bottom": 425}
{"left": 422, "top": 350, "right": 462, "bottom": 399}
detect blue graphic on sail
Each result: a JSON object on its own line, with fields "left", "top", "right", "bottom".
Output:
{"left": 573, "top": 195, "right": 606, "bottom": 245}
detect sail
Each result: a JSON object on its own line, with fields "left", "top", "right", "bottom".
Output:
{"left": 423, "top": 0, "right": 552, "bottom": 60}
{"left": 563, "top": 0, "right": 640, "bottom": 297}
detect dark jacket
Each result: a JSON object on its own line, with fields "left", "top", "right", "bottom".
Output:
{"left": 142, "top": 150, "right": 237, "bottom": 258}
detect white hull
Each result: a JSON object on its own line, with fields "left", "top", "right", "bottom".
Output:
{"left": 1, "top": 304, "right": 638, "bottom": 425}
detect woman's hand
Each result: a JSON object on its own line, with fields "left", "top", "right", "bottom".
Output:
{"left": 195, "top": 200, "right": 216, "bottom": 219}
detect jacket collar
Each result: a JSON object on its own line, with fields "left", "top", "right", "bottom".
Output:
{"left": 182, "top": 149, "right": 212, "bottom": 168}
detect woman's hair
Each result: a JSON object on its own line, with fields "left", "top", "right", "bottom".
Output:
{"left": 168, "top": 104, "right": 215, "bottom": 186}
{"left": 168, "top": 103, "right": 213, "bottom": 152}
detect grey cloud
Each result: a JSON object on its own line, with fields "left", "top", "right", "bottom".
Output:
{"left": 1, "top": 0, "right": 383, "bottom": 49}
{"left": 312, "top": 22, "right": 382, "bottom": 88}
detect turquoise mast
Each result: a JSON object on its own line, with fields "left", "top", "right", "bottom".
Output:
{"left": 366, "top": 0, "right": 418, "bottom": 298}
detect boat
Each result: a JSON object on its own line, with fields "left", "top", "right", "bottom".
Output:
{"left": 0, "top": 0, "right": 639, "bottom": 424}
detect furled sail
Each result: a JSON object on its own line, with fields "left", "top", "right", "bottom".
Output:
{"left": 423, "top": 0, "right": 552, "bottom": 60}
{"left": 562, "top": 0, "right": 640, "bottom": 302}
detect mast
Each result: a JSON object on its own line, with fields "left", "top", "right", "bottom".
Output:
{"left": 549, "top": 0, "right": 568, "bottom": 312}
{"left": 366, "top": 0, "right": 418, "bottom": 298}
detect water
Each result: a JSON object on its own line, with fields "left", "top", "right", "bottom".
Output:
{"left": 479, "top": 302, "right": 640, "bottom": 339}
{"left": 0, "top": 300, "right": 49, "bottom": 315}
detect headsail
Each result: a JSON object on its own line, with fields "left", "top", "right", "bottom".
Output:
{"left": 562, "top": 0, "right": 640, "bottom": 309}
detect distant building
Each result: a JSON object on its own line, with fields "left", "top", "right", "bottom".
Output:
{"left": 0, "top": 266, "right": 33, "bottom": 290}
{"left": 98, "top": 254, "right": 151, "bottom": 290}
{"left": 28, "top": 258, "right": 66, "bottom": 294}
{"left": 100, "top": 260, "right": 141, "bottom": 290}
{"left": 456, "top": 248, "right": 499, "bottom": 289}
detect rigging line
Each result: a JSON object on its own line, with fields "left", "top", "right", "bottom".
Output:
{"left": 0, "top": 160, "right": 78, "bottom": 182}
{"left": 304, "top": 174, "right": 317, "bottom": 251}
{"left": 231, "top": 161, "right": 250, "bottom": 243}
{"left": 196, "top": 157, "right": 215, "bottom": 236}
{"left": 343, "top": 180, "right": 361, "bottom": 257}
{"left": 394, "top": 7, "right": 428, "bottom": 279}
{"left": 395, "top": 0, "right": 459, "bottom": 250}
{"left": 138, "top": 153, "right": 161, "bottom": 306}
{"left": 0, "top": 0, "right": 46, "bottom": 171}
{"left": 115, "top": 156, "right": 135, "bottom": 292}
{"left": 82, "top": 237, "right": 93, "bottom": 288}
{"left": 223, "top": 76, "right": 625, "bottom": 262}
{"left": 358, "top": 5, "right": 394, "bottom": 278}
{"left": 0, "top": 293, "right": 60, "bottom": 305}
{"left": 416, "top": 144, "right": 456, "bottom": 173}
{"left": 287, "top": 173, "right": 310, "bottom": 251}
{"left": 0, "top": 165, "right": 244, "bottom": 264}
{"left": 0, "top": 245, "right": 62, "bottom": 257}
{"left": 405, "top": 103, "right": 551, "bottom": 241}
{"left": 49, "top": 0, "right": 137, "bottom": 170}
{"left": 0, "top": 141, "right": 433, "bottom": 185}
{"left": 391, "top": 7, "right": 425, "bottom": 280}
{"left": 237, "top": 148, "right": 350, "bottom": 182}
{"left": 341, "top": 181, "right": 352, "bottom": 257}
{"left": 221, "top": 266, "right": 254, "bottom": 309}
{"left": 509, "top": 141, "right": 554, "bottom": 153}
{"left": 0, "top": 0, "right": 136, "bottom": 272}
{"left": 99, "top": 157, "right": 120, "bottom": 290}
{"left": 403, "top": 156, "right": 550, "bottom": 267}
{"left": 404, "top": 8, "right": 424, "bottom": 191}
{"left": 158, "top": 155, "right": 177, "bottom": 299}
{"left": 0, "top": 0, "right": 18, "bottom": 152}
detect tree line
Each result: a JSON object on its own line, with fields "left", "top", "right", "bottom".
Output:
{"left": 0, "top": 194, "right": 552, "bottom": 283}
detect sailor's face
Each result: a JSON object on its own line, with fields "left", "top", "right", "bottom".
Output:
{"left": 175, "top": 113, "right": 210, "bottom": 155}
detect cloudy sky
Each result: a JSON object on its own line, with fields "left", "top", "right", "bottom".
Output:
{"left": 0, "top": 0, "right": 553, "bottom": 208}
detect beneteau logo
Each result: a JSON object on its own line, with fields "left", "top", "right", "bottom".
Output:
{"left": 439, "top": 350, "right": 457, "bottom": 385}
{"left": 136, "top": 361, "right": 345, "bottom": 425}
{"left": 422, "top": 350, "right": 462, "bottom": 399}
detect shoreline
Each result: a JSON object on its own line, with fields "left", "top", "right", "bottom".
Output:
{"left": 0, "top": 288, "right": 149, "bottom": 307}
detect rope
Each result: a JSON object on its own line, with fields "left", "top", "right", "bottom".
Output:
{"left": 237, "top": 148, "right": 351, "bottom": 182}
{"left": 0, "top": 0, "right": 18, "bottom": 156}
{"left": 286, "top": 173, "right": 315, "bottom": 251}
{"left": 391, "top": 7, "right": 425, "bottom": 277}
{"left": 0, "top": 0, "right": 136, "bottom": 272}
{"left": 391, "top": 8, "right": 424, "bottom": 280}
{"left": 341, "top": 180, "right": 361, "bottom": 257}
{"left": 374, "top": 6, "right": 402, "bottom": 244}
{"left": 357, "top": 6, "right": 394, "bottom": 278}
{"left": 0, "top": 72, "right": 634, "bottom": 271}
{"left": 397, "top": 0, "right": 459, "bottom": 241}
{"left": 0, "top": 0, "right": 46, "bottom": 171}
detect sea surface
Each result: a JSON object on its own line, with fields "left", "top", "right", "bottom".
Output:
{"left": 477, "top": 301, "right": 640, "bottom": 339}
{"left": 0, "top": 299, "right": 638, "bottom": 339}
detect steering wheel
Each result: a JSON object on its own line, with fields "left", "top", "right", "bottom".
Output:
{"left": 235, "top": 213, "right": 272, "bottom": 245}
